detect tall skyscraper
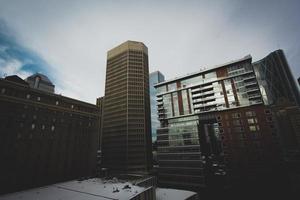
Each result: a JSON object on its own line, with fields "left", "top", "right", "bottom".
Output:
{"left": 102, "top": 41, "right": 152, "bottom": 173}
{"left": 149, "top": 71, "right": 165, "bottom": 142}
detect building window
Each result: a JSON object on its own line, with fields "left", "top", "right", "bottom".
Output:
{"left": 245, "top": 111, "right": 256, "bottom": 117}
{"left": 266, "top": 116, "right": 273, "bottom": 122}
{"left": 1, "top": 88, "right": 5, "bottom": 94}
{"left": 265, "top": 109, "right": 271, "bottom": 114}
{"left": 51, "top": 125, "right": 55, "bottom": 131}
{"left": 37, "top": 97, "right": 41, "bottom": 101}
{"left": 232, "top": 113, "right": 241, "bottom": 118}
{"left": 232, "top": 119, "right": 242, "bottom": 126}
{"left": 71, "top": 105, "right": 74, "bottom": 109}
{"left": 56, "top": 101, "right": 59, "bottom": 105}
{"left": 26, "top": 94, "right": 30, "bottom": 99}
{"left": 31, "top": 123, "right": 35, "bottom": 130}
{"left": 247, "top": 118, "right": 257, "bottom": 124}
{"left": 42, "top": 125, "right": 45, "bottom": 130}
{"left": 249, "top": 125, "right": 260, "bottom": 131}
{"left": 249, "top": 125, "right": 256, "bottom": 131}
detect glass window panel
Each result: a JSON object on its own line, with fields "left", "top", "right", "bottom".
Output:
{"left": 173, "top": 92, "right": 179, "bottom": 117}
{"left": 168, "top": 83, "right": 177, "bottom": 92}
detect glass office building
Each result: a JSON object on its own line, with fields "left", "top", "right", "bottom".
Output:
{"left": 253, "top": 49, "right": 300, "bottom": 106}
{"left": 150, "top": 71, "right": 165, "bottom": 142}
{"left": 253, "top": 50, "right": 300, "bottom": 159}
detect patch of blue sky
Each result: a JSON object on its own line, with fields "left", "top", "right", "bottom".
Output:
{"left": 0, "top": 20, "right": 55, "bottom": 81}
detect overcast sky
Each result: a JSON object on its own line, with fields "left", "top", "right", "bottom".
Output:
{"left": 0, "top": 0, "right": 299, "bottom": 103}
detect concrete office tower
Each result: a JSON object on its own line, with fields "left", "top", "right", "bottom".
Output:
{"left": 102, "top": 41, "right": 152, "bottom": 173}
{"left": 150, "top": 71, "right": 165, "bottom": 142}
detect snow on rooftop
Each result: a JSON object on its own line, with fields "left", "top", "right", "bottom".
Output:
{"left": 0, "top": 178, "right": 146, "bottom": 200}
{"left": 156, "top": 188, "right": 197, "bottom": 200}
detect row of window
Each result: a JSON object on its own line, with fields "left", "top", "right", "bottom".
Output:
{"left": 1, "top": 87, "right": 98, "bottom": 113}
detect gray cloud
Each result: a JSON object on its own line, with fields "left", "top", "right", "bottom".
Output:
{"left": 0, "top": 0, "right": 299, "bottom": 103}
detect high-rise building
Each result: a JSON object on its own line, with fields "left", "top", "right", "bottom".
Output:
{"left": 0, "top": 74, "right": 100, "bottom": 194}
{"left": 253, "top": 50, "right": 300, "bottom": 157}
{"left": 253, "top": 49, "right": 300, "bottom": 106}
{"left": 155, "top": 55, "right": 281, "bottom": 191}
{"left": 150, "top": 71, "right": 165, "bottom": 142}
{"left": 102, "top": 41, "right": 152, "bottom": 174}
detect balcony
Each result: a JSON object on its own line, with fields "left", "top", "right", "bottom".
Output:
{"left": 244, "top": 81, "right": 257, "bottom": 87}
{"left": 243, "top": 75, "right": 256, "bottom": 81}
{"left": 157, "top": 106, "right": 164, "bottom": 111}
{"left": 157, "top": 96, "right": 163, "bottom": 100}
{"left": 191, "top": 84, "right": 213, "bottom": 93}
{"left": 248, "top": 94, "right": 261, "bottom": 99}
{"left": 193, "top": 96, "right": 216, "bottom": 103}
{"left": 192, "top": 90, "right": 215, "bottom": 98}
{"left": 193, "top": 101, "right": 217, "bottom": 108}
{"left": 157, "top": 101, "right": 163, "bottom": 105}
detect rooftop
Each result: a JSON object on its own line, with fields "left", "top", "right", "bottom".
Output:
{"left": 0, "top": 178, "right": 146, "bottom": 200}
{"left": 107, "top": 40, "right": 148, "bottom": 59}
{"left": 156, "top": 188, "right": 197, "bottom": 200}
{"left": 25, "top": 72, "right": 54, "bottom": 86}
{"left": 154, "top": 54, "right": 252, "bottom": 87}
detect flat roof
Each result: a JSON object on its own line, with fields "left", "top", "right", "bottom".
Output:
{"left": 156, "top": 188, "right": 197, "bottom": 200}
{"left": 107, "top": 40, "right": 148, "bottom": 59}
{"left": 0, "top": 178, "right": 146, "bottom": 200}
{"left": 155, "top": 54, "right": 252, "bottom": 87}
{"left": 0, "top": 78, "right": 97, "bottom": 108}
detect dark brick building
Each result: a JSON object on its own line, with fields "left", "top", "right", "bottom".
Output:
{"left": 0, "top": 75, "right": 100, "bottom": 194}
